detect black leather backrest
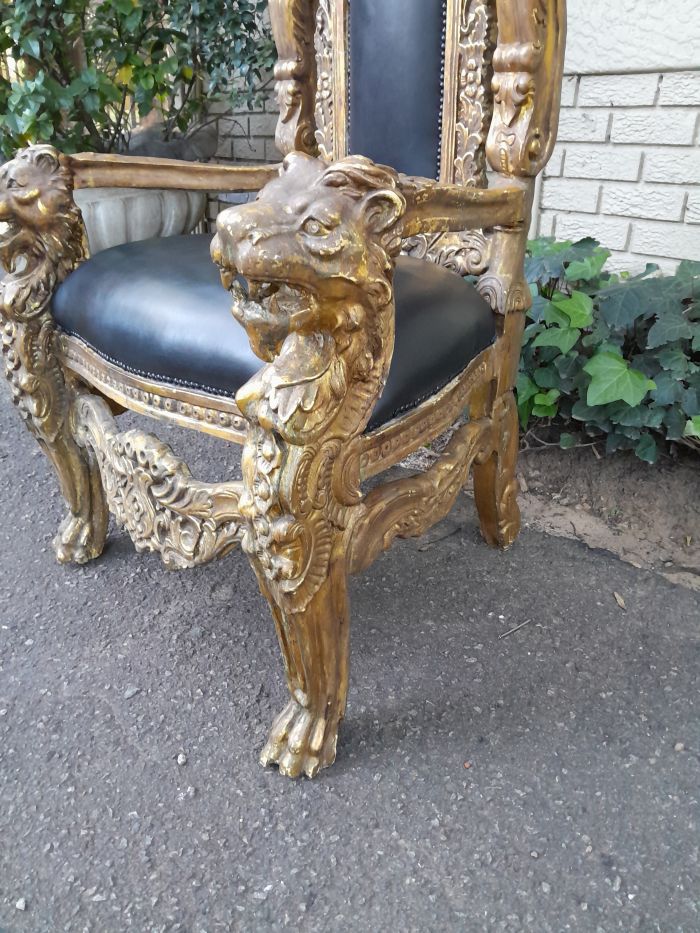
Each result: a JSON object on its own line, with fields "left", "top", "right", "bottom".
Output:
{"left": 348, "top": 0, "right": 446, "bottom": 179}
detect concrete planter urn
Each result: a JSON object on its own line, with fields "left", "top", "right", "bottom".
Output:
{"left": 74, "top": 187, "right": 207, "bottom": 254}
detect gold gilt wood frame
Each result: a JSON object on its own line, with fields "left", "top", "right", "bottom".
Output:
{"left": 0, "top": 0, "right": 566, "bottom": 778}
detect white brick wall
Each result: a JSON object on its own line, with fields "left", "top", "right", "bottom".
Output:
{"left": 534, "top": 71, "right": 700, "bottom": 272}
{"left": 210, "top": 31, "right": 700, "bottom": 273}
{"left": 206, "top": 89, "right": 280, "bottom": 226}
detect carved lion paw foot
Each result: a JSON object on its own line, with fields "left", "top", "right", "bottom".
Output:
{"left": 260, "top": 696, "right": 339, "bottom": 779}
{"left": 53, "top": 514, "right": 104, "bottom": 565}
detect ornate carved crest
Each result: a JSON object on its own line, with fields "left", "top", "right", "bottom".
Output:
{"left": 269, "top": 0, "right": 320, "bottom": 156}
{"left": 487, "top": 0, "right": 565, "bottom": 177}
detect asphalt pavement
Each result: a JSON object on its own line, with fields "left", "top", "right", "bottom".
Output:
{"left": 0, "top": 397, "right": 698, "bottom": 932}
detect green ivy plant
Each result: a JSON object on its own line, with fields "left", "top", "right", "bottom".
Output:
{"left": 0, "top": 0, "right": 275, "bottom": 158}
{"left": 518, "top": 237, "right": 700, "bottom": 463}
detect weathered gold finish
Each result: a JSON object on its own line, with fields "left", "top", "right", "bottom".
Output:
{"left": 72, "top": 393, "right": 244, "bottom": 569}
{"left": 269, "top": 0, "right": 321, "bottom": 157}
{"left": 0, "top": 146, "right": 108, "bottom": 563}
{"left": 487, "top": 0, "right": 567, "bottom": 177}
{"left": 59, "top": 334, "right": 248, "bottom": 444}
{"left": 70, "top": 152, "right": 280, "bottom": 191}
{"left": 0, "top": 0, "right": 566, "bottom": 779}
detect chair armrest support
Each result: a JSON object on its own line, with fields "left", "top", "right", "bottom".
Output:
{"left": 211, "top": 152, "right": 410, "bottom": 612}
{"left": 399, "top": 176, "right": 529, "bottom": 236}
{"left": 69, "top": 152, "right": 280, "bottom": 192}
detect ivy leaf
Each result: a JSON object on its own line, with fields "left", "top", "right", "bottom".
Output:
{"left": 663, "top": 406, "right": 688, "bottom": 440}
{"left": 559, "top": 432, "right": 577, "bottom": 449}
{"left": 515, "top": 373, "right": 538, "bottom": 429}
{"left": 598, "top": 277, "right": 669, "bottom": 329}
{"left": 516, "top": 373, "right": 539, "bottom": 404}
{"left": 652, "top": 371, "right": 684, "bottom": 406}
{"left": 685, "top": 416, "right": 700, "bottom": 438}
{"left": 676, "top": 260, "right": 700, "bottom": 288}
{"left": 564, "top": 248, "right": 610, "bottom": 283}
{"left": 553, "top": 290, "right": 594, "bottom": 328}
{"left": 528, "top": 294, "right": 550, "bottom": 322}
{"left": 656, "top": 345, "right": 690, "bottom": 377}
{"left": 635, "top": 434, "right": 658, "bottom": 463}
{"left": 532, "top": 326, "right": 580, "bottom": 354}
{"left": 647, "top": 308, "right": 692, "bottom": 349}
{"left": 584, "top": 352, "right": 656, "bottom": 407}
{"left": 534, "top": 389, "right": 561, "bottom": 407}
{"left": 544, "top": 301, "right": 571, "bottom": 328}
{"left": 533, "top": 365, "right": 561, "bottom": 389}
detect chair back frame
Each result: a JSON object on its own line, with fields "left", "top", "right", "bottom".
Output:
{"left": 269, "top": 0, "right": 566, "bottom": 183}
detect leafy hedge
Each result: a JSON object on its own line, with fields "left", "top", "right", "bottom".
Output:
{"left": 518, "top": 238, "right": 699, "bottom": 463}
{"left": 0, "top": 0, "right": 274, "bottom": 158}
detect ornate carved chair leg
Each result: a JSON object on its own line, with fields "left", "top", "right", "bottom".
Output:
{"left": 255, "top": 545, "right": 350, "bottom": 779}
{"left": 0, "top": 146, "right": 108, "bottom": 564}
{"left": 43, "top": 418, "right": 108, "bottom": 564}
{"left": 473, "top": 390, "right": 521, "bottom": 549}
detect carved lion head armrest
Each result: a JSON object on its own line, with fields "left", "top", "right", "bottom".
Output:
{"left": 212, "top": 152, "right": 406, "bottom": 446}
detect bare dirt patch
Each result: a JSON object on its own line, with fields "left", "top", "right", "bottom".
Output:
{"left": 403, "top": 439, "right": 700, "bottom": 593}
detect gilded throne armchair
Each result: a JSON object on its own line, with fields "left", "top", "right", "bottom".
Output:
{"left": 0, "top": 0, "right": 566, "bottom": 778}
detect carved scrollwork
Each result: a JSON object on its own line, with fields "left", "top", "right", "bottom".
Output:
{"left": 402, "top": 229, "right": 491, "bottom": 276}
{"left": 487, "top": 0, "right": 566, "bottom": 177}
{"left": 213, "top": 152, "right": 409, "bottom": 775}
{"left": 0, "top": 146, "right": 87, "bottom": 430}
{"left": 474, "top": 390, "right": 521, "bottom": 546}
{"left": 72, "top": 393, "right": 244, "bottom": 570}
{"left": 0, "top": 145, "right": 107, "bottom": 564}
{"left": 454, "top": 0, "right": 498, "bottom": 188}
{"left": 350, "top": 418, "right": 490, "bottom": 574}
{"left": 269, "top": 0, "right": 319, "bottom": 156}
{"left": 313, "top": 0, "right": 335, "bottom": 161}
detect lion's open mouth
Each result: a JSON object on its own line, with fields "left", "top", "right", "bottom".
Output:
{"left": 230, "top": 276, "right": 312, "bottom": 319}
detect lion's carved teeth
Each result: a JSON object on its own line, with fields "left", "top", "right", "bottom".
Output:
{"left": 247, "top": 281, "right": 279, "bottom": 302}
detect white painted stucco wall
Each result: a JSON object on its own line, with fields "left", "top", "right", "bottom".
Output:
{"left": 534, "top": 0, "right": 700, "bottom": 271}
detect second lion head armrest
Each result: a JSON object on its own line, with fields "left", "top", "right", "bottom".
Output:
{"left": 211, "top": 152, "right": 407, "bottom": 446}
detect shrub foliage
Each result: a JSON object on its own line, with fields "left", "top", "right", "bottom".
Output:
{"left": 0, "top": 0, "right": 275, "bottom": 158}
{"left": 519, "top": 238, "right": 700, "bottom": 463}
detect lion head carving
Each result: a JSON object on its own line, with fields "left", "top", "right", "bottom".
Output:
{"left": 212, "top": 152, "right": 406, "bottom": 361}
{"left": 0, "top": 145, "right": 88, "bottom": 322}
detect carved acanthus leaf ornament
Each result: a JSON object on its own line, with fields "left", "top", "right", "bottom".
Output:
{"left": 73, "top": 394, "right": 244, "bottom": 570}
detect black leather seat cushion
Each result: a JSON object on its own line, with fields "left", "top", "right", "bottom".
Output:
{"left": 52, "top": 235, "right": 495, "bottom": 430}
{"left": 348, "top": 0, "right": 446, "bottom": 179}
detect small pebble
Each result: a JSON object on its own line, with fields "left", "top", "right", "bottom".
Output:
{"left": 16, "top": 898, "right": 27, "bottom": 911}
{"left": 674, "top": 742, "right": 685, "bottom": 752}
{"left": 541, "top": 882, "right": 551, "bottom": 894}
{"left": 123, "top": 686, "right": 140, "bottom": 700}
{"left": 177, "top": 753, "right": 187, "bottom": 766}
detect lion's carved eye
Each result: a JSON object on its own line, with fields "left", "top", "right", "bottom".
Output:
{"left": 6, "top": 177, "right": 19, "bottom": 190}
{"left": 301, "top": 217, "right": 330, "bottom": 237}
